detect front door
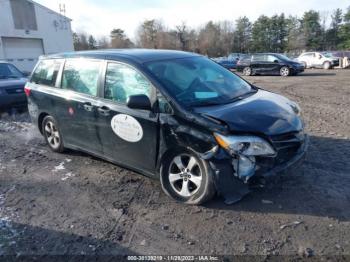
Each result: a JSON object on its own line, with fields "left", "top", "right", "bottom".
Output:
{"left": 96, "top": 62, "right": 159, "bottom": 174}
{"left": 55, "top": 58, "right": 103, "bottom": 154}
{"left": 263, "top": 55, "right": 281, "bottom": 74}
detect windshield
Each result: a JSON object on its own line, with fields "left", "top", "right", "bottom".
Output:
{"left": 0, "top": 63, "right": 24, "bottom": 79}
{"left": 146, "top": 56, "right": 253, "bottom": 107}
{"left": 322, "top": 52, "right": 334, "bottom": 58}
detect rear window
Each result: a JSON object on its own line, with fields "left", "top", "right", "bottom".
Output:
{"left": 31, "top": 59, "right": 62, "bottom": 87}
{"left": 61, "top": 59, "right": 101, "bottom": 96}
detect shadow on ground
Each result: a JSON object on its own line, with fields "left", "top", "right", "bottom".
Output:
{"left": 0, "top": 221, "right": 136, "bottom": 260}
{"left": 206, "top": 135, "right": 350, "bottom": 221}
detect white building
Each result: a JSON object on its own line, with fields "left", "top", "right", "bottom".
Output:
{"left": 0, "top": 0, "right": 74, "bottom": 72}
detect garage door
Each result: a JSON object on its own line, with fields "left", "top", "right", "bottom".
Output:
{"left": 2, "top": 37, "right": 44, "bottom": 73}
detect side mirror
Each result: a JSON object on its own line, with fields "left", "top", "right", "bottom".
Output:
{"left": 273, "top": 60, "right": 279, "bottom": 63}
{"left": 127, "top": 94, "right": 151, "bottom": 111}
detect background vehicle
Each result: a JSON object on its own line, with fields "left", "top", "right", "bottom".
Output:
{"left": 236, "top": 53, "right": 304, "bottom": 76}
{"left": 296, "top": 52, "right": 340, "bottom": 69}
{"left": 0, "top": 61, "right": 28, "bottom": 111}
{"left": 212, "top": 53, "right": 243, "bottom": 70}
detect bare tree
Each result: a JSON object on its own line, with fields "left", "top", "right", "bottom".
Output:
{"left": 110, "top": 28, "right": 134, "bottom": 48}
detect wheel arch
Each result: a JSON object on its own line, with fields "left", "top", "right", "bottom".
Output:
{"left": 38, "top": 112, "right": 49, "bottom": 134}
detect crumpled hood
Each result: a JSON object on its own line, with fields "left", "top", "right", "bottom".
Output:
{"left": 0, "top": 78, "right": 27, "bottom": 89}
{"left": 194, "top": 90, "right": 303, "bottom": 136}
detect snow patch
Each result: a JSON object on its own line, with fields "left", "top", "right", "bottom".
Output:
{"left": 53, "top": 162, "right": 65, "bottom": 172}
{"left": 61, "top": 172, "right": 75, "bottom": 181}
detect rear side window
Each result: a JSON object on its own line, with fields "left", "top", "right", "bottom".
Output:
{"left": 252, "top": 55, "right": 265, "bottom": 62}
{"left": 62, "top": 59, "right": 101, "bottom": 96}
{"left": 31, "top": 59, "right": 62, "bottom": 86}
{"left": 104, "top": 63, "right": 152, "bottom": 103}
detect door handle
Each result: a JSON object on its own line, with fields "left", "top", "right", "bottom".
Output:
{"left": 97, "top": 106, "right": 110, "bottom": 116}
{"left": 83, "top": 102, "right": 94, "bottom": 112}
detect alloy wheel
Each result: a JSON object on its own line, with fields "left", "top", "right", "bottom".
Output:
{"left": 243, "top": 67, "right": 251, "bottom": 76}
{"left": 168, "top": 154, "right": 203, "bottom": 197}
{"left": 280, "top": 67, "right": 290, "bottom": 77}
{"left": 44, "top": 121, "right": 61, "bottom": 149}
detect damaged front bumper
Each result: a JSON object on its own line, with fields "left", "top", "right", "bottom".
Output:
{"left": 258, "top": 134, "right": 309, "bottom": 178}
{"left": 208, "top": 133, "right": 309, "bottom": 204}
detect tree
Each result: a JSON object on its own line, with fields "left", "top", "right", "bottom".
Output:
{"left": 137, "top": 19, "right": 164, "bottom": 48}
{"left": 338, "top": 6, "right": 350, "bottom": 49}
{"left": 88, "top": 35, "right": 97, "bottom": 50}
{"left": 175, "top": 22, "right": 189, "bottom": 50}
{"left": 110, "top": 28, "right": 134, "bottom": 48}
{"left": 301, "top": 10, "right": 323, "bottom": 50}
{"left": 285, "top": 16, "right": 305, "bottom": 53}
{"left": 72, "top": 32, "right": 89, "bottom": 51}
{"left": 198, "top": 21, "right": 224, "bottom": 57}
{"left": 233, "top": 16, "right": 252, "bottom": 53}
{"left": 252, "top": 15, "right": 271, "bottom": 52}
{"left": 97, "top": 36, "right": 110, "bottom": 49}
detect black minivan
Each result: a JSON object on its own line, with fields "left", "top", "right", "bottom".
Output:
{"left": 26, "top": 49, "right": 308, "bottom": 205}
{"left": 236, "top": 53, "right": 304, "bottom": 76}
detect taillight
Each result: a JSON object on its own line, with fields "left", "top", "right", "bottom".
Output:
{"left": 24, "top": 85, "right": 31, "bottom": 97}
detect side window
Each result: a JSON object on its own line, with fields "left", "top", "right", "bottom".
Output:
{"left": 104, "top": 63, "right": 152, "bottom": 103}
{"left": 266, "top": 55, "right": 278, "bottom": 63}
{"left": 31, "top": 59, "right": 62, "bottom": 87}
{"left": 252, "top": 55, "right": 264, "bottom": 62}
{"left": 62, "top": 59, "right": 101, "bottom": 96}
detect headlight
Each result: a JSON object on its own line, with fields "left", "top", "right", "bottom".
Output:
{"left": 214, "top": 133, "right": 276, "bottom": 156}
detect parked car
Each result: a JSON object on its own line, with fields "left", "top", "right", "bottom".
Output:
{"left": 212, "top": 57, "right": 237, "bottom": 70}
{"left": 212, "top": 53, "right": 244, "bottom": 70}
{"left": 236, "top": 53, "right": 304, "bottom": 76}
{"left": 25, "top": 49, "right": 308, "bottom": 205}
{"left": 0, "top": 61, "right": 28, "bottom": 111}
{"left": 296, "top": 52, "right": 340, "bottom": 69}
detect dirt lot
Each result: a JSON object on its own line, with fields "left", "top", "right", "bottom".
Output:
{"left": 0, "top": 69, "right": 349, "bottom": 260}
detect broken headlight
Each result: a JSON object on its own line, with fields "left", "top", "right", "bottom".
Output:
{"left": 214, "top": 133, "right": 276, "bottom": 156}
{"left": 214, "top": 133, "right": 276, "bottom": 182}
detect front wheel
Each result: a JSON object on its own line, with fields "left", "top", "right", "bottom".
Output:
{"left": 160, "top": 150, "right": 216, "bottom": 205}
{"left": 280, "top": 66, "right": 290, "bottom": 77}
{"left": 42, "top": 116, "right": 65, "bottom": 153}
{"left": 242, "top": 67, "right": 252, "bottom": 76}
{"left": 323, "top": 61, "right": 331, "bottom": 70}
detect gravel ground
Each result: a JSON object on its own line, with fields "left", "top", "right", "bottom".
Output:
{"left": 0, "top": 69, "right": 349, "bottom": 260}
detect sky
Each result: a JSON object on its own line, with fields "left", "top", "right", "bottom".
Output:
{"left": 35, "top": 0, "right": 350, "bottom": 40}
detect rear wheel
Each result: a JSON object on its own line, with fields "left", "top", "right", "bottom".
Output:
{"left": 243, "top": 67, "right": 252, "bottom": 76}
{"left": 42, "top": 116, "right": 65, "bottom": 153}
{"left": 280, "top": 66, "right": 290, "bottom": 77}
{"left": 323, "top": 61, "right": 331, "bottom": 70}
{"left": 160, "top": 150, "right": 215, "bottom": 205}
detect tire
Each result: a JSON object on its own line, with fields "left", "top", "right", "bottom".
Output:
{"left": 280, "top": 66, "right": 290, "bottom": 77}
{"left": 302, "top": 62, "right": 307, "bottom": 69}
{"left": 160, "top": 149, "right": 216, "bottom": 205}
{"left": 42, "top": 116, "right": 65, "bottom": 153}
{"left": 242, "top": 67, "right": 252, "bottom": 76}
{"left": 323, "top": 61, "right": 331, "bottom": 70}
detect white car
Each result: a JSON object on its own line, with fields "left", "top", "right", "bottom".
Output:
{"left": 296, "top": 52, "right": 340, "bottom": 70}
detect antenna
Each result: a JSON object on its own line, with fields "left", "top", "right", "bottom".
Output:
{"left": 59, "top": 3, "right": 66, "bottom": 16}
